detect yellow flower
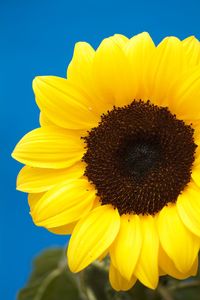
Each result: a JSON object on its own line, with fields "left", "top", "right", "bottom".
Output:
{"left": 12, "top": 32, "right": 200, "bottom": 291}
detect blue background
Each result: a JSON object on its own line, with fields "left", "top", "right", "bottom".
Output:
{"left": 1, "top": 0, "right": 200, "bottom": 299}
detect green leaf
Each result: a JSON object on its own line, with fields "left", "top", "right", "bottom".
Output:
{"left": 81, "top": 261, "right": 111, "bottom": 300}
{"left": 17, "top": 248, "right": 200, "bottom": 300}
{"left": 17, "top": 248, "right": 82, "bottom": 300}
{"left": 82, "top": 261, "right": 149, "bottom": 300}
{"left": 169, "top": 278, "right": 200, "bottom": 300}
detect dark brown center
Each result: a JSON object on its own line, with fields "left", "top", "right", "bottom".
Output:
{"left": 82, "top": 100, "right": 196, "bottom": 215}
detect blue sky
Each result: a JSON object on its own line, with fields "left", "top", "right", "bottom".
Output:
{"left": 1, "top": 0, "right": 200, "bottom": 298}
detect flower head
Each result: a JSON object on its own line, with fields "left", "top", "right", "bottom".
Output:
{"left": 12, "top": 32, "right": 200, "bottom": 291}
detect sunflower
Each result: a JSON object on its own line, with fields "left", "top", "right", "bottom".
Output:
{"left": 12, "top": 32, "right": 200, "bottom": 291}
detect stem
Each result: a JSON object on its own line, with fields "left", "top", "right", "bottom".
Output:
{"left": 157, "top": 284, "right": 174, "bottom": 300}
{"left": 169, "top": 280, "right": 200, "bottom": 290}
{"left": 79, "top": 271, "right": 97, "bottom": 300}
{"left": 92, "top": 260, "right": 109, "bottom": 272}
{"left": 33, "top": 268, "right": 62, "bottom": 300}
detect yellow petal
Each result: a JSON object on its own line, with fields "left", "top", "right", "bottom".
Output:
{"left": 177, "top": 181, "right": 200, "bottom": 237}
{"left": 17, "top": 161, "right": 85, "bottom": 193}
{"left": 67, "top": 205, "right": 120, "bottom": 272}
{"left": 110, "top": 214, "right": 142, "bottom": 280}
{"left": 111, "top": 34, "right": 129, "bottom": 48}
{"left": 47, "top": 222, "right": 76, "bottom": 235}
{"left": 93, "top": 37, "right": 132, "bottom": 106}
{"left": 33, "top": 76, "right": 99, "bottom": 130}
{"left": 148, "top": 37, "right": 187, "bottom": 105}
{"left": 39, "top": 113, "right": 55, "bottom": 126}
{"left": 193, "top": 150, "right": 200, "bottom": 169}
{"left": 168, "top": 66, "right": 200, "bottom": 120}
{"left": 182, "top": 36, "right": 200, "bottom": 67}
{"left": 67, "top": 42, "right": 95, "bottom": 86}
{"left": 124, "top": 32, "right": 155, "bottom": 101}
{"left": 12, "top": 127, "right": 84, "bottom": 169}
{"left": 31, "top": 178, "right": 95, "bottom": 228}
{"left": 109, "top": 263, "right": 137, "bottom": 291}
{"left": 92, "top": 197, "right": 101, "bottom": 209}
{"left": 159, "top": 245, "right": 198, "bottom": 279}
{"left": 28, "top": 192, "right": 77, "bottom": 234}
{"left": 98, "top": 249, "right": 108, "bottom": 262}
{"left": 28, "top": 193, "right": 44, "bottom": 210}
{"left": 192, "top": 166, "right": 200, "bottom": 188}
{"left": 158, "top": 204, "right": 199, "bottom": 273}
{"left": 134, "top": 215, "right": 159, "bottom": 289}
{"left": 193, "top": 132, "right": 200, "bottom": 167}
{"left": 67, "top": 42, "right": 113, "bottom": 115}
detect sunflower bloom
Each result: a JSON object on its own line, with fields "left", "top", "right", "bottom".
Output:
{"left": 12, "top": 32, "right": 200, "bottom": 291}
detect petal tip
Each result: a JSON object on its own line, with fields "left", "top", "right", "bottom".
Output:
{"left": 11, "top": 148, "right": 20, "bottom": 162}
